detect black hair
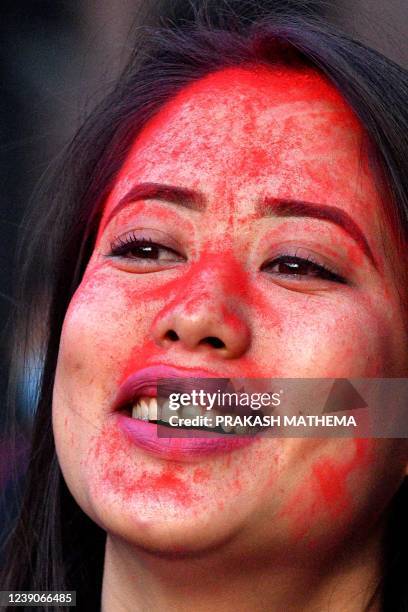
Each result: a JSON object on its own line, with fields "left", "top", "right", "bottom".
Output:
{"left": 1, "top": 1, "right": 407, "bottom": 610}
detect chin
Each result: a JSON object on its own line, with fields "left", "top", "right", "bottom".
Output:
{"left": 101, "top": 510, "right": 238, "bottom": 555}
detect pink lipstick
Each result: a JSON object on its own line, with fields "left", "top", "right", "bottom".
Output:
{"left": 112, "top": 364, "right": 260, "bottom": 461}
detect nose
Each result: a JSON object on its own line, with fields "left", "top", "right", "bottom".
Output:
{"left": 152, "top": 269, "right": 251, "bottom": 360}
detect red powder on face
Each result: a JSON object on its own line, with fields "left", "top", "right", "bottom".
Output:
{"left": 278, "top": 439, "right": 372, "bottom": 542}
{"left": 312, "top": 461, "right": 350, "bottom": 517}
{"left": 85, "top": 60, "right": 390, "bottom": 391}
{"left": 193, "top": 466, "right": 211, "bottom": 483}
{"left": 101, "top": 465, "right": 194, "bottom": 506}
{"left": 311, "top": 438, "right": 370, "bottom": 518}
{"left": 232, "top": 477, "right": 242, "bottom": 493}
{"left": 62, "top": 63, "right": 401, "bottom": 554}
{"left": 133, "top": 466, "right": 193, "bottom": 506}
{"left": 90, "top": 423, "right": 194, "bottom": 506}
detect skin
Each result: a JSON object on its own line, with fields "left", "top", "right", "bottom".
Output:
{"left": 52, "top": 65, "right": 408, "bottom": 611}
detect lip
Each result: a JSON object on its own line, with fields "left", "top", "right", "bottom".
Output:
{"left": 113, "top": 364, "right": 223, "bottom": 410}
{"left": 112, "top": 364, "right": 261, "bottom": 461}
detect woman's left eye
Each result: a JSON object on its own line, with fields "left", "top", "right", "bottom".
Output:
{"left": 261, "top": 255, "right": 346, "bottom": 284}
{"left": 109, "top": 236, "right": 184, "bottom": 264}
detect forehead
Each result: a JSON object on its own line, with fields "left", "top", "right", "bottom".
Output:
{"left": 108, "top": 65, "right": 375, "bottom": 211}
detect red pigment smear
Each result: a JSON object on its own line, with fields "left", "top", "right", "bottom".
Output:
{"left": 278, "top": 487, "right": 320, "bottom": 543}
{"left": 118, "top": 329, "right": 269, "bottom": 383}
{"left": 312, "top": 461, "right": 350, "bottom": 517}
{"left": 311, "top": 438, "right": 370, "bottom": 518}
{"left": 232, "top": 477, "right": 242, "bottom": 493}
{"left": 100, "top": 464, "right": 193, "bottom": 506}
{"left": 103, "top": 461, "right": 193, "bottom": 506}
{"left": 90, "top": 424, "right": 193, "bottom": 506}
{"left": 133, "top": 467, "right": 193, "bottom": 506}
{"left": 193, "top": 466, "right": 212, "bottom": 483}
{"left": 92, "top": 422, "right": 123, "bottom": 460}
{"left": 278, "top": 439, "right": 371, "bottom": 542}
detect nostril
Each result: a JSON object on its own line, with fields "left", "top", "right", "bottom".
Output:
{"left": 200, "top": 336, "right": 225, "bottom": 349}
{"left": 165, "top": 330, "right": 179, "bottom": 342}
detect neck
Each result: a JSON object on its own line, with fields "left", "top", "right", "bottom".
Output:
{"left": 101, "top": 531, "right": 382, "bottom": 612}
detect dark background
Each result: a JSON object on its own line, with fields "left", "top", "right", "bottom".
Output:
{"left": 0, "top": 0, "right": 407, "bottom": 543}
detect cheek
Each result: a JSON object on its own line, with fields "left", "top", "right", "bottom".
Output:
{"left": 52, "top": 270, "right": 152, "bottom": 456}
{"left": 55, "top": 267, "right": 162, "bottom": 383}
{"left": 51, "top": 267, "right": 166, "bottom": 515}
{"left": 250, "top": 288, "right": 399, "bottom": 376}
{"left": 275, "top": 438, "right": 406, "bottom": 550}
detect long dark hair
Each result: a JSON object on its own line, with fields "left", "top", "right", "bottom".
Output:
{"left": 1, "top": 1, "right": 408, "bottom": 610}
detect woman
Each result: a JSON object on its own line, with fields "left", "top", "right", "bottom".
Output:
{"left": 1, "top": 1, "right": 408, "bottom": 610}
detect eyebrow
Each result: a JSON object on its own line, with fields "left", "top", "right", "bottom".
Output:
{"left": 102, "top": 182, "right": 205, "bottom": 230}
{"left": 258, "top": 197, "right": 377, "bottom": 268}
{"left": 102, "top": 182, "right": 376, "bottom": 267}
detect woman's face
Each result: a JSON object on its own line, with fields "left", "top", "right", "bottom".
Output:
{"left": 53, "top": 66, "right": 408, "bottom": 559}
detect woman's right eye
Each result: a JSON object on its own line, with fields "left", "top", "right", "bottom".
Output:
{"left": 111, "top": 239, "right": 179, "bottom": 260}
{"left": 108, "top": 235, "right": 185, "bottom": 268}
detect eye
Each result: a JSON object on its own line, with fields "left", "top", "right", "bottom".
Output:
{"left": 261, "top": 255, "right": 346, "bottom": 284}
{"left": 111, "top": 238, "right": 177, "bottom": 261}
{"left": 109, "top": 233, "right": 185, "bottom": 268}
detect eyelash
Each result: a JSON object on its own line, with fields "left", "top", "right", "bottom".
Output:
{"left": 110, "top": 233, "right": 181, "bottom": 260}
{"left": 261, "top": 253, "right": 347, "bottom": 284}
{"left": 109, "top": 235, "right": 347, "bottom": 283}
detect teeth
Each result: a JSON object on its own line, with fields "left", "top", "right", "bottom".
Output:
{"left": 159, "top": 399, "right": 173, "bottom": 423}
{"left": 131, "top": 397, "right": 157, "bottom": 421}
{"left": 234, "top": 424, "right": 251, "bottom": 435}
{"left": 205, "top": 410, "right": 220, "bottom": 429}
{"left": 221, "top": 416, "right": 234, "bottom": 433}
{"left": 147, "top": 397, "right": 158, "bottom": 421}
{"left": 130, "top": 399, "right": 256, "bottom": 435}
{"left": 140, "top": 399, "right": 149, "bottom": 420}
{"left": 181, "top": 404, "right": 204, "bottom": 419}
{"left": 131, "top": 404, "right": 141, "bottom": 419}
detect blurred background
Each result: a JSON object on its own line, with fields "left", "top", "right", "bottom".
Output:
{"left": 0, "top": 0, "right": 407, "bottom": 552}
